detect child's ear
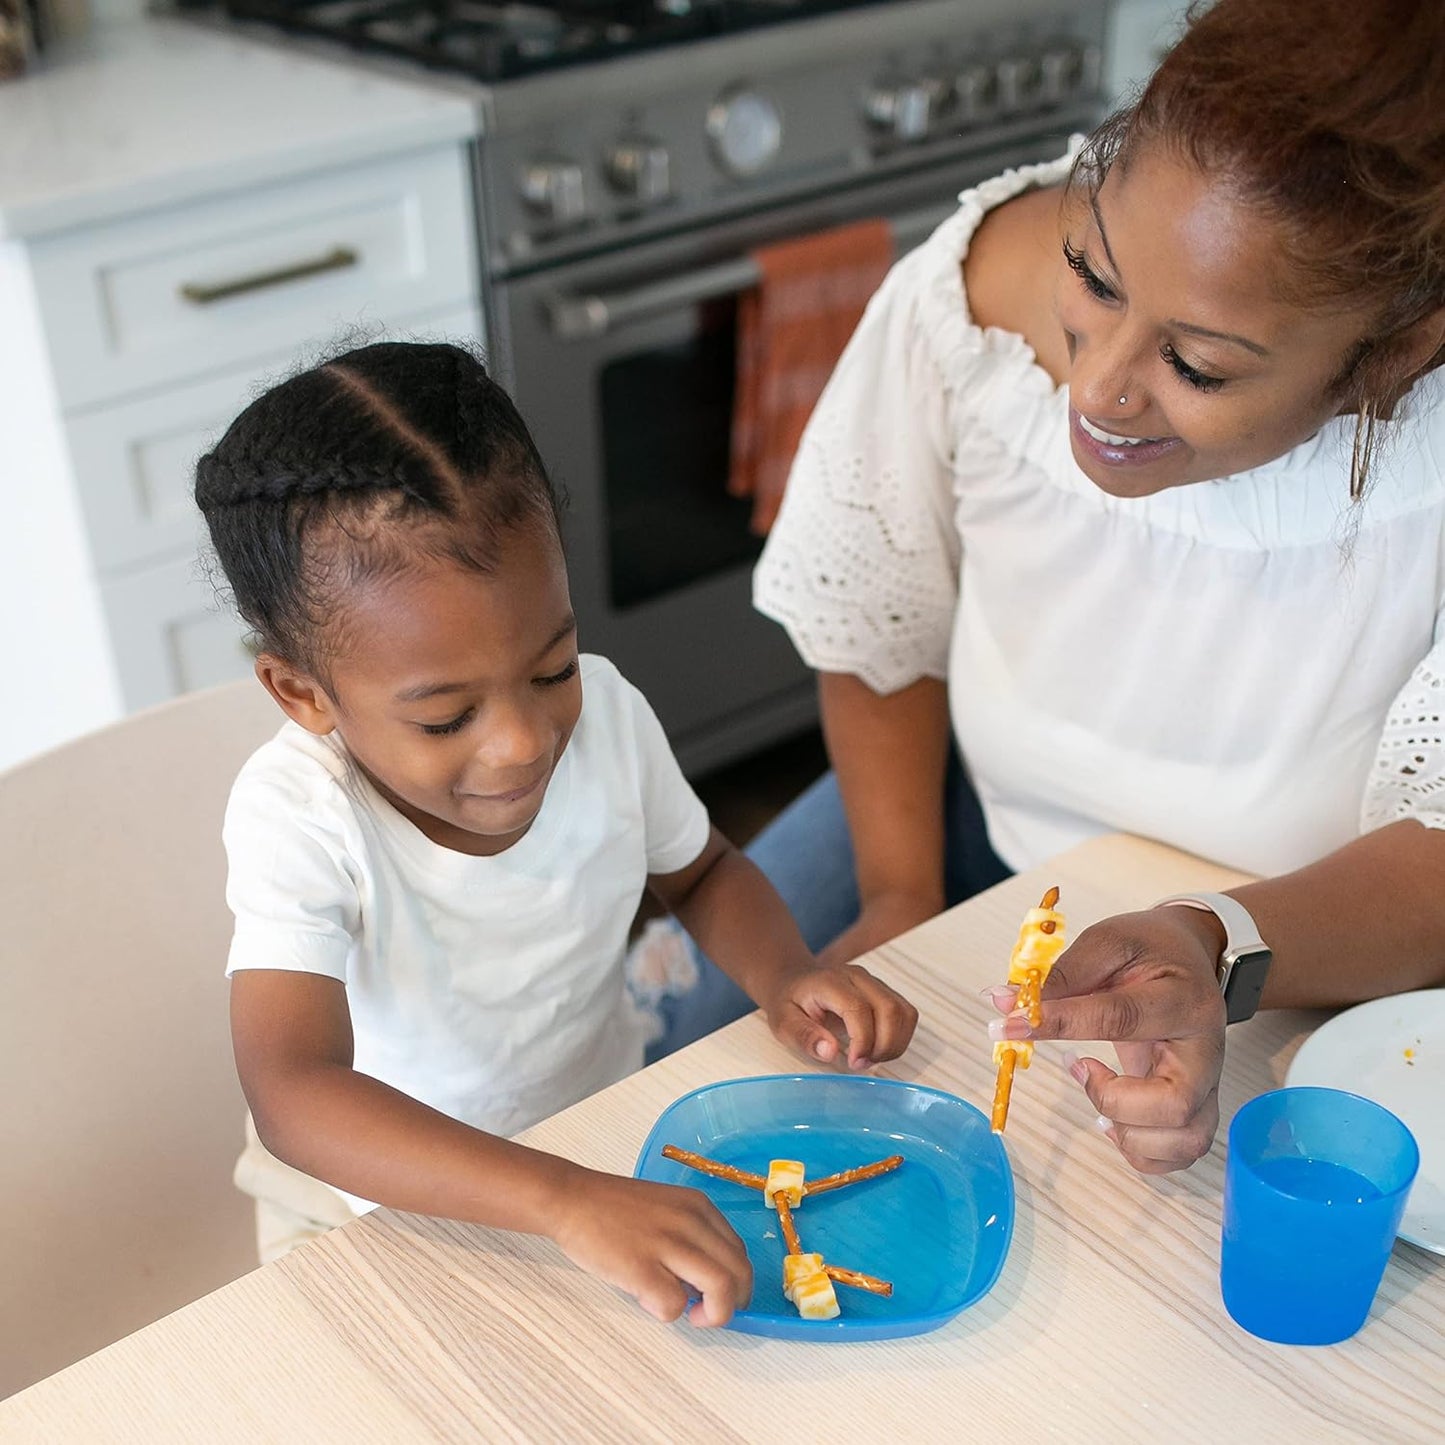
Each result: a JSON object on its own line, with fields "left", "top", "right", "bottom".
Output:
{"left": 254, "top": 654, "right": 339, "bottom": 736}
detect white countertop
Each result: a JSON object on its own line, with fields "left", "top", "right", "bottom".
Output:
{"left": 0, "top": 16, "right": 481, "bottom": 240}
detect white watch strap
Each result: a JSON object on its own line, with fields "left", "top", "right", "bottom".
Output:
{"left": 1154, "top": 892, "right": 1267, "bottom": 963}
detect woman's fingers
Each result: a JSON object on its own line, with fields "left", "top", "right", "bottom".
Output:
{"left": 1034, "top": 977, "right": 1223, "bottom": 1044}
{"left": 1109, "top": 1108, "right": 1221, "bottom": 1172}
{"left": 1028, "top": 914, "right": 1226, "bottom": 1043}
{"left": 1065, "top": 1039, "right": 1223, "bottom": 1171}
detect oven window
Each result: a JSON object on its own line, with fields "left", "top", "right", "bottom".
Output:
{"left": 598, "top": 299, "right": 763, "bottom": 610}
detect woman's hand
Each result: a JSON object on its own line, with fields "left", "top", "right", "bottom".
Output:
{"left": 549, "top": 1169, "right": 753, "bottom": 1327}
{"left": 760, "top": 957, "right": 920, "bottom": 1070}
{"left": 992, "top": 907, "right": 1227, "bottom": 1174}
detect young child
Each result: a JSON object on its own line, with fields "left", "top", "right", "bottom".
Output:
{"left": 194, "top": 341, "right": 918, "bottom": 1327}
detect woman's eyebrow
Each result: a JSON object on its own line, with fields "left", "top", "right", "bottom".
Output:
{"left": 1090, "top": 193, "right": 1123, "bottom": 278}
{"left": 1170, "top": 318, "right": 1270, "bottom": 357}
{"left": 1091, "top": 193, "right": 1270, "bottom": 358}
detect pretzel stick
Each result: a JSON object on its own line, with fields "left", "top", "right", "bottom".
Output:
{"left": 1017, "top": 967, "right": 1044, "bottom": 1028}
{"left": 824, "top": 1264, "right": 893, "bottom": 1297}
{"left": 991, "top": 1046, "right": 1018, "bottom": 1133}
{"left": 772, "top": 1192, "right": 805, "bottom": 1255}
{"left": 804, "top": 1154, "right": 905, "bottom": 1196}
{"left": 661, "top": 1144, "right": 766, "bottom": 1191}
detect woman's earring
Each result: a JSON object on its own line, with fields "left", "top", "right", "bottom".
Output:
{"left": 1118, "top": 394, "right": 1128, "bottom": 406}
{"left": 1349, "top": 396, "right": 1379, "bottom": 501}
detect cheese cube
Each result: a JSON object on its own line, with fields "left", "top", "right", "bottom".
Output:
{"left": 783, "top": 1252, "right": 826, "bottom": 1302}
{"left": 765, "top": 1158, "right": 805, "bottom": 1208}
{"left": 993, "top": 1040, "right": 1034, "bottom": 1068}
{"left": 1007, "top": 907, "right": 1067, "bottom": 983}
{"left": 790, "top": 1268, "right": 841, "bottom": 1320}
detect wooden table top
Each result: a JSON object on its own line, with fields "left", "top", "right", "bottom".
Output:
{"left": 4, "top": 835, "right": 1441, "bottom": 1443}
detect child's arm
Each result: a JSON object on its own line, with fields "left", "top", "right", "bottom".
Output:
{"left": 649, "top": 826, "right": 919, "bottom": 1069}
{"left": 231, "top": 968, "right": 752, "bottom": 1324}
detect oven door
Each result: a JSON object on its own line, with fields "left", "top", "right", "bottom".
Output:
{"left": 492, "top": 135, "right": 1072, "bottom": 774}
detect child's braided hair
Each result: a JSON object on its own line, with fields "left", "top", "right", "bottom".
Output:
{"left": 195, "top": 341, "right": 562, "bottom": 675}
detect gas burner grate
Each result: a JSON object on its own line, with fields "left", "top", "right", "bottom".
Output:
{"left": 205, "top": 0, "right": 888, "bottom": 79}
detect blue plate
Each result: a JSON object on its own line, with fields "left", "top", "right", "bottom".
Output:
{"left": 633, "top": 1073, "right": 1014, "bottom": 1340}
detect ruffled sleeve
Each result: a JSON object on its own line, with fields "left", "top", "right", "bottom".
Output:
{"left": 751, "top": 242, "right": 964, "bottom": 695}
{"left": 753, "top": 146, "right": 1080, "bottom": 696}
{"left": 1360, "top": 632, "right": 1445, "bottom": 833}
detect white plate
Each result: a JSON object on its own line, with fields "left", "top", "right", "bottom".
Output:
{"left": 1285, "top": 990, "right": 1445, "bottom": 1254}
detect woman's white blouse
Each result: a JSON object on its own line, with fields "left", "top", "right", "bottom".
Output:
{"left": 754, "top": 150, "right": 1445, "bottom": 878}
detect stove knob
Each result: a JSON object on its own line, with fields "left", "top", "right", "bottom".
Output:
{"left": 995, "top": 55, "right": 1042, "bottom": 114}
{"left": 1038, "top": 47, "right": 1077, "bottom": 106}
{"left": 1039, "top": 43, "right": 1101, "bottom": 106}
{"left": 605, "top": 138, "right": 672, "bottom": 204}
{"left": 520, "top": 159, "right": 587, "bottom": 226}
{"left": 706, "top": 87, "right": 783, "bottom": 177}
{"left": 954, "top": 62, "right": 998, "bottom": 124}
{"left": 865, "top": 76, "right": 951, "bottom": 142}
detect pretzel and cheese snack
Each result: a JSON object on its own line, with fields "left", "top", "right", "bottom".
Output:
{"left": 990, "top": 887, "right": 1065, "bottom": 1132}
{"left": 789, "top": 1267, "right": 841, "bottom": 1320}
{"left": 1006, "top": 885, "right": 1067, "bottom": 995}
{"left": 765, "top": 1159, "right": 805, "bottom": 1208}
{"left": 783, "top": 1252, "right": 826, "bottom": 1300}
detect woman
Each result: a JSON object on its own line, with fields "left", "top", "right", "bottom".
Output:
{"left": 638, "top": 0, "right": 1445, "bottom": 1174}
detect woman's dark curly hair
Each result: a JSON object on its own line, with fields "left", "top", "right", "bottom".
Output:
{"left": 195, "top": 341, "right": 563, "bottom": 675}
{"left": 1071, "top": 0, "right": 1445, "bottom": 498}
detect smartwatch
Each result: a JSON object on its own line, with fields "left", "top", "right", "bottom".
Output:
{"left": 1154, "top": 892, "right": 1272, "bottom": 1024}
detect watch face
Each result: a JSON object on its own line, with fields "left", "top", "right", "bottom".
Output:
{"left": 1224, "top": 950, "right": 1272, "bottom": 1025}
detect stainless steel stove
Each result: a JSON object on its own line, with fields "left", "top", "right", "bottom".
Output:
{"left": 191, "top": 0, "right": 1110, "bottom": 774}
{"left": 202, "top": 0, "right": 894, "bottom": 79}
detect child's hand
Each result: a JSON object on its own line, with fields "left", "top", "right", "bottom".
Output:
{"left": 761, "top": 962, "right": 919, "bottom": 1070}
{"left": 549, "top": 1169, "right": 753, "bottom": 1326}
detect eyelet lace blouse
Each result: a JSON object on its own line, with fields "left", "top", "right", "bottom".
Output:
{"left": 754, "top": 149, "right": 1445, "bottom": 877}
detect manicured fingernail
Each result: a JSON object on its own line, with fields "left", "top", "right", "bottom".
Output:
{"left": 1094, "top": 1113, "right": 1113, "bottom": 1133}
{"left": 980, "top": 985, "right": 1019, "bottom": 1012}
{"left": 1063, "top": 1050, "right": 1089, "bottom": 1087}
{"left": 852, "top": 1057, "right": 873, "bottom": 1071}
{"left": 814, "top": 1040, "right": 831, "bottom": 1060}
{"left": 988, "top": 1015, "right": 1033, "bottom": 1042}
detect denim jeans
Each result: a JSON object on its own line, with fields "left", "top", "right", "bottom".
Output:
{"left": 642, "top": 746, "right": 1012, "bottom": 1061}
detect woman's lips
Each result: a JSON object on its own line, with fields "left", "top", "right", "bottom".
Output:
{"left": 1070, "top": 407, "right": 1182, "bottom": 467}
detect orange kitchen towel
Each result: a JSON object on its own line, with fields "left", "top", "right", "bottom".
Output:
{"left": 730, "top": 218, "right": 894, "bottom": 535}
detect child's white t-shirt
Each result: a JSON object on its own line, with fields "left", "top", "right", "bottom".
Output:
{"left": 222, "top": 653, "right": 710, "bottom": 1206}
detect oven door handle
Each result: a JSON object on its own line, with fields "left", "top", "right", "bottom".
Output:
{"left": 545, "top": 201, "right": 956, "bottom": 341}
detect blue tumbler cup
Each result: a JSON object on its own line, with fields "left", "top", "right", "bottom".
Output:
{"left": 1221, "top": 1086, "right": 1418, "bottom": 1345}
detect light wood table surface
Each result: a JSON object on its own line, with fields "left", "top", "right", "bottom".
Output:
{"left": 4, "top": 835, "right": 1441, "bottom": 1443}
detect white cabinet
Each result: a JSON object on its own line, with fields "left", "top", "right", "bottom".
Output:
{"left": 0, "top": 141, "right": 482, "bottom": 770}
{"left": 30, "top": 145, "right": 476, "bottom": 409}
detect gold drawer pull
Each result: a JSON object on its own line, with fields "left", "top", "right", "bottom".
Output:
{"left": 178, "top": 245, "right": 360, "bottom": 305}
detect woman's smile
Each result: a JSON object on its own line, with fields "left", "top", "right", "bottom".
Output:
{"left": 1069, "top": 406, "right": 1183, "bottom": 473}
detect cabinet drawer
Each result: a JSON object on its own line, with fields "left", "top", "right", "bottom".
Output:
{"left": 67, "top": 303, "right": 484, "bottom": 572}
{"left": 32, "top": 145, "right": 477, "bottom": 411}
{"left": 101, "top": 553, "right": 257, "bottom": 712}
